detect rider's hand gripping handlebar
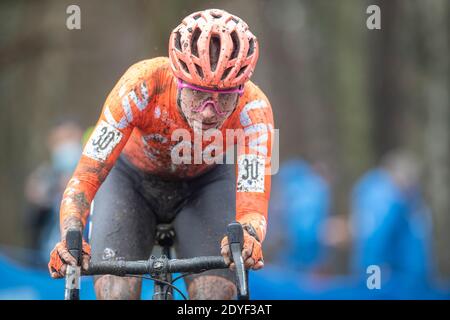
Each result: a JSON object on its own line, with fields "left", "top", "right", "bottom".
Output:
{"left": 64, "top": 229, "right": 82, "bottom": 300}
{"left": 227, "top": 222, "right": 249, "bottom": 300}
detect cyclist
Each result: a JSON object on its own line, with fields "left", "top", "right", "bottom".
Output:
{"left": 48, "top": 8, "right": 274, "bottom": 299}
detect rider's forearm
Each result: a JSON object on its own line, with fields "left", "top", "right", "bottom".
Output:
{"left": 236, "top": 174, "right": 271, "bottom": 243}
{"left": 59, "top": 177, "right": 93, "bottom": 240}
{"left": 59, "top": 156, "right": 111, "bottom": 240}
{"left": 60, "top": 215, "right": 84, "bottom": 240}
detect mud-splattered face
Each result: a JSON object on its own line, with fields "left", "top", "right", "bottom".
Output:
{"left": 177, "top": 81, "right": 240, "bottom": 131}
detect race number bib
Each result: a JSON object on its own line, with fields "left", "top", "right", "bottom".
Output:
{"left": 237, "top": 155, "right": 265, "bottom": 193}
{"left": 83, "top": 120, "right": 123, "bottom": 162}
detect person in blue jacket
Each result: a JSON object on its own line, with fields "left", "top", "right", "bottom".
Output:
{"left": 250, "top": 159, "right": 332, "bottom": 299}
{"left": 350, "top": 151, "right": 436, "bottom": 298}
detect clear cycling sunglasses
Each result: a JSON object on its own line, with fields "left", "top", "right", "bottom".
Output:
{"left": 177, "top": 78, "right": 244, "bottom": 116}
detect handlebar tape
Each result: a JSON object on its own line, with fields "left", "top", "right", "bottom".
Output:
{"left": 66, "top": 229, "right": 82, "bottom": 266}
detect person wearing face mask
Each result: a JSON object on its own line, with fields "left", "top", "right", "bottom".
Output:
{"left": 47, "top": 8, "right": 274, "bottom": 300}
{"left": 24, "top": 120, "right": 83, "bottom": 264}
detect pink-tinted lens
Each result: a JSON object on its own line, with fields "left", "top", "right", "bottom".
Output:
{"left": 192, "top": 99, "right": 227, "bottom": 116}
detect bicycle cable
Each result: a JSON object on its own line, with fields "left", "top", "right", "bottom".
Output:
{"left": 125, "top": 274, "right": 188, "bottom": 300}
{"left": 163, "top": 268, "right": 228, "bottom": 299}
{"left": 163, "top": 272, "right": 194, "bottom": 300}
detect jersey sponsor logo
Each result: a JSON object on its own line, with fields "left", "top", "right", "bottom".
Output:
{"left": 239, "top": 100, "right": 267, "bottom": 127}
{"left": 83, "top": 120, "right": 123, "bottom": 162}
{"left": 104, "top": 82, "right": 149, "bottom": 130}
{"left": 244, "top": 123, "right": 269, "bottom": 156}
{"left": 121, "top": 95, "right": 134, "bottom": 123}
{"left": 104, "top": 105, "right": 129, "bottom": 130}
{"left": 237, "top": 154, "right": 265, "bottom": 193}
{"left": 129, "top": 82, "right": 149, "bottom": 111}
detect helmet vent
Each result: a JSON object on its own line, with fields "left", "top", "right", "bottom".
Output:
{"left": 195, "top": 64, "right": 204, "bottom": 78}
{"left": 221, "top": 67, "right": 233, "bottom": 81}
{"left": 209, "top": 36, "right": 221, "bottom": 72}
{"left": 179, "top": 60, "right": 189, "bottom": 73}
{"left": 247, "top": 38, "right": 255, "bottom": 57}
{"left": 237, "top": 65, "right": 247, "bottom": 77}
{"left": 230, "top": 31, "right": 240, "bottom": 60}
{"left": 191, "top": 28, "right": 201, "bottom": 58}
{"left": 193, "top": 13, "right": 202, "bottom": 20}
{"left": 174, "top": 31, "right": 182, "bottom": 51}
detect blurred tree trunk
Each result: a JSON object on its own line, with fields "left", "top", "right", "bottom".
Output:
{"left": 331, "top": 0, "right": 372, "bottom": 209}
{"left": 420, "top": 0, "right": 449, "bottom": 276}
{"left": 0, "top": 1, "right": 54, "bottom": 246}
{"left": 370, "top": 0, "right": 449, "bottom": 275}
{"left": 370, "top": 0, "right": 404, "bottom": 156}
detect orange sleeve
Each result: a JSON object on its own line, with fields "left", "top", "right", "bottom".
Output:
{"left": 231, "top": 85, "right": 275, "bottom": 242}
{"left": 59, "top": 58, "right": 163, "bottom": 230}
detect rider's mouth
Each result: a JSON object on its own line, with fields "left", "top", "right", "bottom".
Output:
{"left": 201, "top": 121, "right": 218, "bottom": 129}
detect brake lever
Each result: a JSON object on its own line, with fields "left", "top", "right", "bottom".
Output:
{"left": 227, "top": 222, "right": 249, "bottom": 300}
{"left": 64, "top": 229, "right": 82, "bottom": 300}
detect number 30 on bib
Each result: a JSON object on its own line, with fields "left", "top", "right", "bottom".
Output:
{"left": 237, "top": 154, "right": 265, "bottom": 193}
{"left": 83, "top": 120, "right": 123, "bottom": 162}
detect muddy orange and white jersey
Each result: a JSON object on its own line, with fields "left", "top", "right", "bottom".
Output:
{"left": 61, "top": 57, "right": 274, "bottom": 242}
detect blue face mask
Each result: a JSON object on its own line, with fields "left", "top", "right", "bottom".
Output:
{"left": 51, "top": 141, "right": 82, "bottom": 174}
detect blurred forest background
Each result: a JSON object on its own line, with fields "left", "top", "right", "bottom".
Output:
{"left": 0, "top": 0, "right": 449, "bottom": 275}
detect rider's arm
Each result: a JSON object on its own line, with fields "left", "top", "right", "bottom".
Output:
{"left": 59, "top": 59, "right": 162, "bottom": 237}
{"left": 231, "top": 85, "right": 275, "bottom": 244}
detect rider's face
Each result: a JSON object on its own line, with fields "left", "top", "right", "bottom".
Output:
{"left": 177, "top": 82, "right": 240, "bottom": 131}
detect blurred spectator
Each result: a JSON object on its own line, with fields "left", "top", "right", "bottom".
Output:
{"left": 350, "top": 150, "right": 435, "bottom": 293}
{"left": 23, "top": 119, "right": 83, "bottom": 264}
{"left": 265, "top": 159, "right": 332, "bottom": 273}
{"left": 251, "top": 159, "right": 354, "bottom": 299}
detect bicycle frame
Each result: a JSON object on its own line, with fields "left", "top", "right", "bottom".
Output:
{"left": 152, "top": 224, "right": 175, "bottom": 300}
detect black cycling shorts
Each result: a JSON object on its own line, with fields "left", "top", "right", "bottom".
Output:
{"left": 88, "top": 156, "right": 236, "bottom": 284}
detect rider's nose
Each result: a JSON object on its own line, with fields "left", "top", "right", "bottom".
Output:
{"left": 211, "top": 92, "right": 220, "bottom": 100}
{"left": 201, "top": 102, "right": 216, "bottom": 119}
